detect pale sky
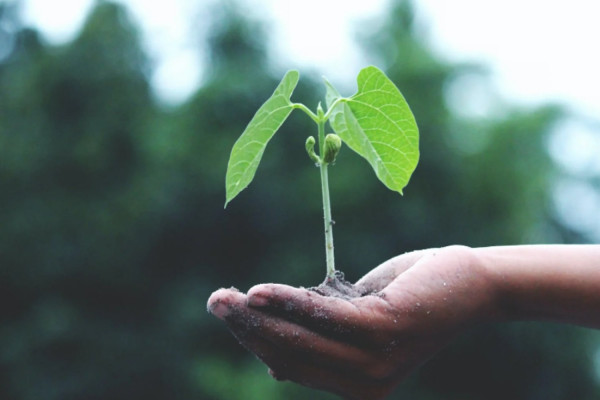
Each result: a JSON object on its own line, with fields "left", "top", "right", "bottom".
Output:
{"left": 16, "top": 0, "right": 600, "bottom": 114}
{"left": 12, "top": 0, "right": 600, "bottom": 238}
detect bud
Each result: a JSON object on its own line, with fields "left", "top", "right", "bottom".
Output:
{"left": 316, "top": 102, "right": 325, "bottom": 119}
{"left": 305, "top": 136, "right": 320, "bottom": 164}
{"left": 323, "top": 133, "right": 342, "bottom": 164}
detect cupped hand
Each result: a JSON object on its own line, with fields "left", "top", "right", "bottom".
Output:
{"left": 207, "top": 245, "right": 497, "bottom": 400}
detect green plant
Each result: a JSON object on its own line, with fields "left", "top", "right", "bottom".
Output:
{"left": 225, "top": 66, "right": 419, "bottom": 280}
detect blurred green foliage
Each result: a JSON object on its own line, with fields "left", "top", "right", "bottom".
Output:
{"left": 0, "top": 1, "right": 598, "bottom": 399}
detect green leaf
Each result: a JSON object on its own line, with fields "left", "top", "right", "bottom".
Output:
{"left": 325, "top": 66, "right": 419, "bottom": 195}
{"left": 225, "top": 70, "right": 299, "bottom": 207}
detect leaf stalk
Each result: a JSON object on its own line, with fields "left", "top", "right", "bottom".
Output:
{"left": 322, "top": 97, "right": 346, "bottom": 120}
{"left": 292, "top": 103, "right": 319, "bottom": 123}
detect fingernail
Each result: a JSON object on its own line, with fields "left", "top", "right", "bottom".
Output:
{"left": 247, "top": 293, "right": 269, "bottom": 307}
{"left": 208, "top": 301, "right": 230, "bottom": 320}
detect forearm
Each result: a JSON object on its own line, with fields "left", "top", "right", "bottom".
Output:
{"left": 475, "top": 245, "right": 600, "bottom": 328}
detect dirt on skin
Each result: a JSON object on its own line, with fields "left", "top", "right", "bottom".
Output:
{"left": 309, "top": 270, "right": 370, "bottom": 300}
{"left": 211, "top": 272, "right": 374, "bottom": 353}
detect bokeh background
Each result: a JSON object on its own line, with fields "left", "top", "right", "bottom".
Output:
{"left": 1, "top": 0, "right": 600, "bottom": 399}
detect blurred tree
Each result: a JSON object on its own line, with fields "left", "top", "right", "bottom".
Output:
{"left": 0, "top": 0, "right": 598, "bottom": 399}
{"left": 0, "top": 2, "right": 178, "bottom": 399}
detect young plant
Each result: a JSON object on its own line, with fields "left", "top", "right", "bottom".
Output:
{"left": 224, "top": 66, "right": 419, "bottom": 281}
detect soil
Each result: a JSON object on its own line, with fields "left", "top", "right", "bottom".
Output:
{"left": 309, "top": 270, "right": 369, "bottom": 300}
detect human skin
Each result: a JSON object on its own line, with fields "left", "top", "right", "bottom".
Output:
{"left": 207, "top": 245, "right": 600, "bottom": 400}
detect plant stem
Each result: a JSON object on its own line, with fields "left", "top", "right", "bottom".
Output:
{"left": 317, "top": 117, "right": 336, "bottom": 278}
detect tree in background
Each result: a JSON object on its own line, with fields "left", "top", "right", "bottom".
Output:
{"left": 0, "top": 1, "right": 597, "bottom": 399}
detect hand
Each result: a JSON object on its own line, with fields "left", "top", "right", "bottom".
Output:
{"left": 207, "top": 246, "right": 496, "bottom": 399}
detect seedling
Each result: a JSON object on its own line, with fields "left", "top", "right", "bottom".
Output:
{"left": 225, "top": 66, "right": 419, "bottom": 281}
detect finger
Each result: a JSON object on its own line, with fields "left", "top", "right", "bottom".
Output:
{"left": 243, "top": 310, "right": 379, "bottom": 371}
{"left": 223, "top": 306, "right": 415, "bottom": 400}
{"left": 247, "top": 284, "right": 364, "bottom": 327}
{"left": 207, "top": 287, "right": 246, "bottom": 320}
{"left": 208, "top": 288, "right": 381, "bottom": 367}
{"left": 225, "top": 318, "right": 397, "bottom": 400}
{"left": 246, "top": 284, "right": 394, "bottom": 341}
{"left": 230, "top": 326, "right": 397, "bottom": 400}
{"left": 355, "top": 249, "right": 432, "bottom": 293}
{"left": 269, "top": 360, "right": 398, "bottom": 400}
{"left": 207, "top": 289, "right": 297, "bottom": 368}
{"left": 220, "top": 293, "right": 380, "bottom": 372}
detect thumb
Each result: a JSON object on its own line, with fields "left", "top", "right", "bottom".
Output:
{"left": 355, "top": 249, "right": 432, "bottom": 293}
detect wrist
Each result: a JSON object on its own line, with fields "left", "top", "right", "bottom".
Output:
{"left": 429, "top": 245, "right": 502, "bottom": 325}
{"left": 452, "top": 246, "right": 504, "bottom": 324}
{"left": 471, "top": 247, "right": 514, "bottom": 322}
